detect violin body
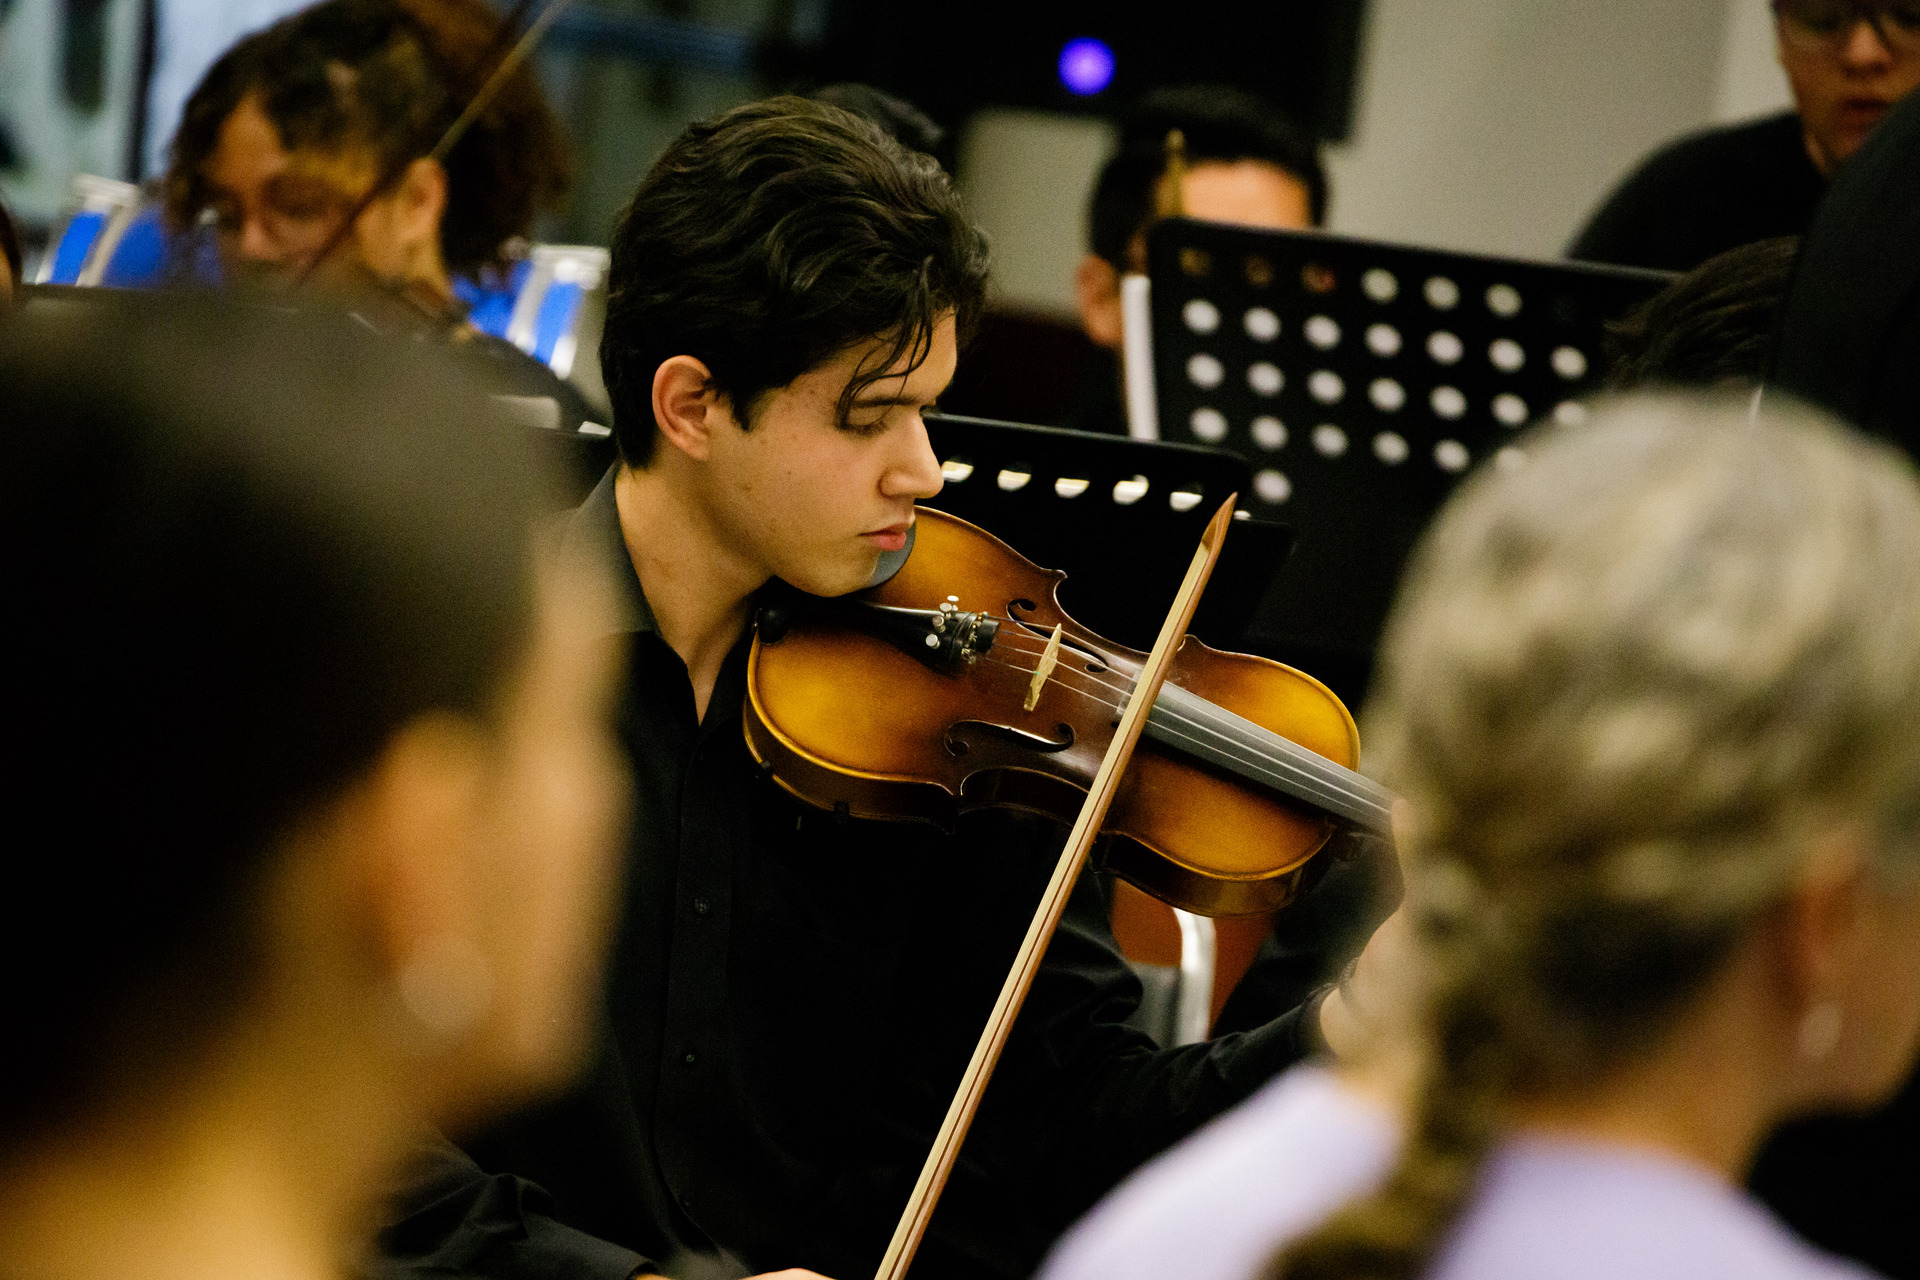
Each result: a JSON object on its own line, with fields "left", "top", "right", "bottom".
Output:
{"left": 744, "top": 508, "right": 1370, "bottom": 917}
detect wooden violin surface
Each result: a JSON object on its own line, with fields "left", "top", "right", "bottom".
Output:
{"left": 745, "top": 507, "right": 1388, "bottom": 917}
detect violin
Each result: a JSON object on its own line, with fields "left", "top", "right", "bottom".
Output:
{"left": 745, "top": 504, "right": 1394, "bottom": 918}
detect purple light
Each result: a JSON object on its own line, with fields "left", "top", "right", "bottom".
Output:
{"left": 1058, "top": 37, "right": 1115, "bottom": 96}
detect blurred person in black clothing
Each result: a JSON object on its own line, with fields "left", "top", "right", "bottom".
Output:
{"left": 1571, "top": 0, "right": 1920, "bottom": 272}
{"left": 382, "top": 95, "right": 1381, "bottom": 1280}
{"left": 1067, "top": 85, "right": 1327, "bottom": 436}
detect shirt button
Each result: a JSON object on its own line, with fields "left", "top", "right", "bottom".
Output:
{"left": 683, "top": 1051, "right": 697, "bottom": 1065}
{"left": 693, "top": 897, "right": 711, "bottom": 916}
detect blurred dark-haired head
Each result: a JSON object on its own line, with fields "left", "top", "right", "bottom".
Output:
{"left": 599, "top": 95, "right": 990, "bottom": 467}
{"left": 0, "top": 294, "right": 623, "bottom": 1147}
{"left": 1607, "top": 237, "right": 1798, "bottom": 391}
{"left": 1092, "top": 84, "right": 1327, "bottom": 266}
{"left": 1078, "top": 84, "right": 1325, "bottom": 351}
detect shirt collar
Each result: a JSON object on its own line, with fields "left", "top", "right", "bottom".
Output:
{"left": 567, "top": 466, "right": 658, "bottom": 637}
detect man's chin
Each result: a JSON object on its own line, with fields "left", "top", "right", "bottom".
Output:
{"left": 777, "top": 555, "right": 880, "bottom": 600}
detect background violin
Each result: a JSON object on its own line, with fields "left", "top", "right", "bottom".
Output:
{"left": 746, "top": 505, "right": 1394, "bottom": 918}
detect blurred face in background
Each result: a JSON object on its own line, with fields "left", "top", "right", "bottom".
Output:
{"left": 1775, "top": 0, "right": 1920, "bottom": 171}
{"left": 1076, "top": 159, "right": 1314, "bottom": 350}
{"left": 1151, "top": 161, "right": 1315, "bottom": 257}
{"left": 198, "top": 94, "right": 452, "bottom": 299}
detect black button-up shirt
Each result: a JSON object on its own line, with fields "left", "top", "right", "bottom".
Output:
{"left": 397, "top": 471, "right": 1321, "bottom": 1280}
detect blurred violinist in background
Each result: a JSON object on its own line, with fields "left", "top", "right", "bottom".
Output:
{"left": 0, "top": 296, "right": 628, "bottom": 1280}
{"left": 161, "top": 0, "right": 588, "bottom": 420}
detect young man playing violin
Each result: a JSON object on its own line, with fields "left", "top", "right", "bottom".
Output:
{"left": 387, "top": 96, "right": 1381, "bottom": 1280}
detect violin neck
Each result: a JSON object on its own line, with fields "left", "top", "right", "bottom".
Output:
{"left": 1147, "top": 684, "right": 1396, "bottom": 834}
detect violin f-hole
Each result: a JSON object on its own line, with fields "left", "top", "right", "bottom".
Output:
{"left": 945, "top": 719, "right": 1075, "bottom": 756}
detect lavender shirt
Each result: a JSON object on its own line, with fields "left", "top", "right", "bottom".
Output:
{"left": 1040, "top": 1066, "right": 1881, "bottom": 1280}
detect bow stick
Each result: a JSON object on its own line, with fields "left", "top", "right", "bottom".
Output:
{"left": 873, "top": 494, "right": 1241, "bottom": 1280}
{"left": 293, "top": 0, "right": 574, "bottom": 288}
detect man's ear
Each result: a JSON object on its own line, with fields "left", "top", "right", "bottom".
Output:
{"left": 1075, "top": 254, "right": 1124, "bottom": 350}
{"left": 650, "top": 356, "right": 731, "bottom": 462}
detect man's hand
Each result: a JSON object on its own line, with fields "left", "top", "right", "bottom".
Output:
{"left": 1315, "top": 903, "right": 1408, "bottom": 1058}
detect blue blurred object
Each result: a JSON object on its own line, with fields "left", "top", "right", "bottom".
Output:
{"left": 455, "top": 259, "right": 531, "bottom": 339}
{"left": 503, "top": 246, "right": 608, "bottom": 379}
{"left": 531, "top": 279, "right": 583, "bottom": 365}
{"left": 1057, "top": 37, "right": 1115, "bottom": 96}
{"left": 100, "top": 206, "right": 170, "bottom": 286}
{"left": 45, "top": 209, "right": 108, "bottom": 284}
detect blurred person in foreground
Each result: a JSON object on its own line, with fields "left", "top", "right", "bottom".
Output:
{"left": 1042, "top": 392, "right": 1920, "bottom": 1280}
{"left": 0, "top": 297, "right": 629, "bottom": 1280}
{"left": 162, "top": 0, "right": 588, "bottom": 423}
{"left": 1067, "top": 85, "right": 1327, "bottom": 436}
{"left": 1571, "top": 0, "right": 1920, "bottom": 272}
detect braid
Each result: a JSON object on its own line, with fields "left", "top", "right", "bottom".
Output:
{"left": 1268, "top": 961, "right": 1507, "bottom": 1280}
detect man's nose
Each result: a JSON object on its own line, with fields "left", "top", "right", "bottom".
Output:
{"left": 235, "top": 213, "right": 286, "bottom": 262}
{"left": 884, "top": 414, "right": 946, "bottom": 501}
{"left": 1840, "top": 16, "right": 1897, "bottom": 66}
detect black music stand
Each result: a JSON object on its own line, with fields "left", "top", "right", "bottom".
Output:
{"left": 922, "top": 412, "right": 1293, "bottom": 652}
{"left": 1140, "top": 220, "right": 1672, "bottom": 690}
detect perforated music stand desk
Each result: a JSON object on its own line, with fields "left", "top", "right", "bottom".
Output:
{"left": 922, "top": 412, "right": 1293, "bottom": 652}
{"left": 1142, "top": 219, "right": 1673, "bottom": 678}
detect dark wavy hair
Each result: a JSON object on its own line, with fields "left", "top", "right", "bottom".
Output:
{"left": 600, "top": 96, "right": 991, "bottom": 467}
{"left": 164, "top": 0, "right": 571, "bottom": 273}
{"left": 1605, "top": 237, "right": 1798, "bottom": 391}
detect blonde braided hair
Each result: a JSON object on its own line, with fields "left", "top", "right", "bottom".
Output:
{"left": 1267, "top": 392, "right": 1920, "bottom": 1280}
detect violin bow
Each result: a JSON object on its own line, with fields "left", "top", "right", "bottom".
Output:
{"left": 873, "top": 494, "right": 1241, "bottom": 1280}
{"left": 292, "top": 0, "right": 574, "bottom": 288}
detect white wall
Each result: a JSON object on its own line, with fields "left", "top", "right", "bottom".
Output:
{"left": 956, "top": 108, "right": 1117, "bottom": 318}
{"left": 0, "top": 0, "right": 146, "bottom": 222}
{"left": 1714, "top": 0, "right": 1793, "bottom": 123}
{"left": 1325, "top": 0, "right": 1792, "bottom": 258}
{"left": 956, "top": 0, "right": 1797, "bottom": 315}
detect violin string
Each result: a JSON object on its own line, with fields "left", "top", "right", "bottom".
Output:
{"left": 975, "top": 622, "right": 1394, "bottom": 823}
{"left": 974, "top": 642, "right": 1392, "bottom": 828}
{"left": 964, "top": 628, "right": 1393, "bottom": 825}
{"left": 939, "top": 613, "right": 1379, "bottom": 806}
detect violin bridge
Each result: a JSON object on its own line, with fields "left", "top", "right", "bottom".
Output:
{"left": 1025, "top": 624, "right": 1064, "bottom": 712}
